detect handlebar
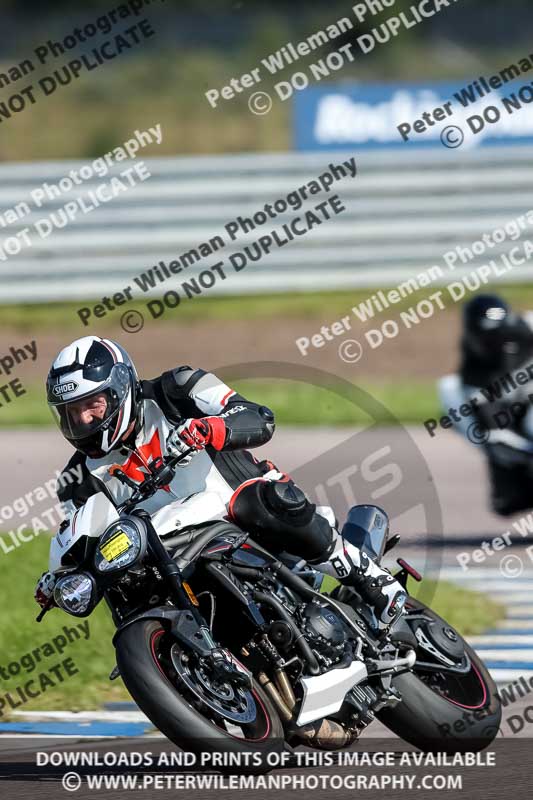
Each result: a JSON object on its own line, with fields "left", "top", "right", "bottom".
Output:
{"left": 36, "top": 595, "right": 55, "bottom": 623}
{"left": 35, "top": 448, "right": 195, "bottom": 622}
{"left": 115, "top": 447, "right": 195, "bottom": 512}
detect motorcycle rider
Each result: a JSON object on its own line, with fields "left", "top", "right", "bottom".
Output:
{"left": 35, "top": 336, "right": 406, "bottom": 630}
{"left": 439, "top": 293, "right": 533, "bottom": 516}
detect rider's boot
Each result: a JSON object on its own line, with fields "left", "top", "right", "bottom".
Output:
{"left": 311, "top": 530, "right": 407, "bottom": 631}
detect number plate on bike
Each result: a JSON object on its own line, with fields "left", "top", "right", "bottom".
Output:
{"left": 100, "top": 531, "right": 132, "bottom": 562}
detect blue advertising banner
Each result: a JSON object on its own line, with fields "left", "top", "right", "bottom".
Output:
{"left": 293, "top": 79, "right": 533, "bottom": 150}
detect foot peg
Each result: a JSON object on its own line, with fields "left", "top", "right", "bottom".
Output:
{"left": 395, "top": 558, "right": 422, "bottom": 589}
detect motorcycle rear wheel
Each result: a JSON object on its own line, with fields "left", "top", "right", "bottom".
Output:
{"left": 377, "top": 597, "right": 501, "bottom": 752}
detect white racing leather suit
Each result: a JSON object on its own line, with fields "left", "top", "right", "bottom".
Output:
{"left": 54, "top": 365, "right": 406, "bottom": 629}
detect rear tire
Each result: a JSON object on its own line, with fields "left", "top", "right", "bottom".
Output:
{"left": 377, "top": 598, "right": 501, "bottom": 752}
{"left": 115, "top": 619, "right": 285, "bottom": 770}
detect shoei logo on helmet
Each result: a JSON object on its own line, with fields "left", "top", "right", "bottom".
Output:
{"left": 53, "top": 381, "right": 79, "bottom": 397}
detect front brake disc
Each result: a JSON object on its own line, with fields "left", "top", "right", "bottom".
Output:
{"left": 170, "top": 644, "right": 257, "bottom": 723}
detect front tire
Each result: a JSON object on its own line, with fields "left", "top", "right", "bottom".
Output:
{"left": 377, "top": 598, "right": 501, "bottom": 752}
{"left": 115, "top": 619, "right": 285, "bottom": 768}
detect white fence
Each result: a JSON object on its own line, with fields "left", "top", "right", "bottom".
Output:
{"left": 2, "top": 146, "right": 533, "bottom": 303}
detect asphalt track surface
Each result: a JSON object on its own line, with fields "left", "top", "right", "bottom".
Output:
{"left": 0, "top": 425, "right": 512, "bottom": 538}
{"left": 0, "top": 736, "right": 530, "bottom": 799}
{"left": 2, "top": 428, "right": 533, "bottom": 798}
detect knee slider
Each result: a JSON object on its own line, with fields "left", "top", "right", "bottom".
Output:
{"left": 263, "top": 480, "right": 313, "bottom": 525}
{"left": 230, "top": 479, "right": 312, "bottom": 532}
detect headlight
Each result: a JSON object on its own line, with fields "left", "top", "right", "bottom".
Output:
{"left": 54, "top": 573, "right": 96, "bottom": 616}
{"left": 94, "top": 517, "right": 146, "bottom": 574}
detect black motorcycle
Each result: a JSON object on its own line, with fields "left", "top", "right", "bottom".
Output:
{"left": 38, "top": 447, "right": 502, "bottom": 766}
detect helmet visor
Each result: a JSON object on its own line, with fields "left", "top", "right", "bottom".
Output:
{"left": 48, "top": 363, "right": 131, "bottom": 445}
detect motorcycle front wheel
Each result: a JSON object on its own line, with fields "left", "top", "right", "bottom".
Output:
{"left": 115, "top": 619, "right": 285, "bottom": 770}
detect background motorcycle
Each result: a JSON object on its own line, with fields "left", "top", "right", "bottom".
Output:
{"left": 38, "top": 448, "right": 501, "bottom": 767}
{"left": 440, "top": 372, "right": 533, "bottom": 516}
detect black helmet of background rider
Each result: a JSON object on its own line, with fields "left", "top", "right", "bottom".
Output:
{"left": 46, "top": 337, "right": 140, "bottom": 458}
{"left": 462, "top": 294, "right": 532, "bottom": 365}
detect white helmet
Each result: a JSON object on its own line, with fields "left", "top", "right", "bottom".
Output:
{"left": 46, "top": 336, "right": 140, "bottom": 457}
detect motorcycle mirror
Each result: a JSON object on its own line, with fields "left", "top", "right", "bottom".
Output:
{"left": 384, "top": 533, "right": 401, "bottom": 554}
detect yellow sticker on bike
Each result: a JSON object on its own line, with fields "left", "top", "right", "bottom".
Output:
{"left": 100, "top": 531, "right": 131, "bottom": 562}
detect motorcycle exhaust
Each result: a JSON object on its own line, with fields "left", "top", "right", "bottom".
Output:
{"left": 292, "top": 718, "right": 351, "bottom": 750}
{"left": 258, "top": 671, "right": 293, "bottom": 722}
{"left": 259, "top": 670, "right": 352, "bottom": 750}
{"left": 274, "top": 668, "right": 296, "bottom": 710}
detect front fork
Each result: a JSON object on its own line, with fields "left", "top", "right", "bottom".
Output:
{"left": 111, "top": 512, "right": 241, "bottom": 681}
{"left": 138, "top": 509, "right": 206, "bottom": 624}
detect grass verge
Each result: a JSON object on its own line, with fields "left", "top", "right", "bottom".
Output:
{"left": 1, "top": 379, "right": 439, "bottom": 428}
{"left": 409, "top": 577, "right": 505, "bottom": 637}
{"left": 0, "top": 536, "right": 129, "bottom": 715}
{"left": 2, "top": 285, "right": 533, "bottom": 332}
{"left": 0, "top": 536, "right": 503, "bottom": 716}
